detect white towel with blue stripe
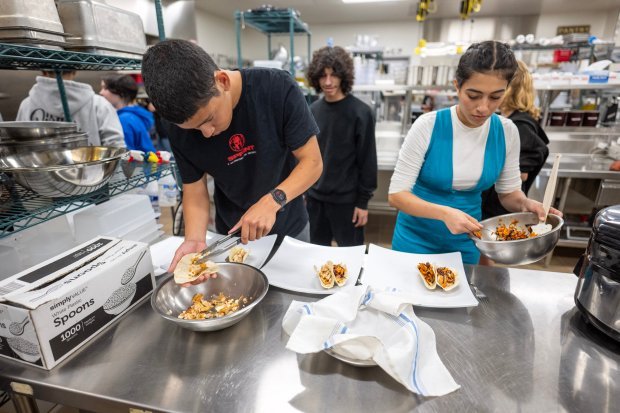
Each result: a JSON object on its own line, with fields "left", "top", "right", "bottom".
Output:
{"left": 282, "top": 285, "right": 460, "bottom": 396}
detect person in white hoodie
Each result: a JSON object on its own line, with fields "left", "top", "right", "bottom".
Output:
{"left": 16, "top": 71, "right": 125, "bottom": 147}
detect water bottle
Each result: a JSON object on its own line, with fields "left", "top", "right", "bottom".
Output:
{"left": 145, "top": 180, "right": 160, "bottom": 213}
{"left": 158, "top": 174, "right": 179, "bottom": 207}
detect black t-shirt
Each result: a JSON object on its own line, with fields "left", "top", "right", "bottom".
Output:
{"left": 168, "top": 68, "right": 319, "bottom": 237}
{"left": 308, "top": 94, "right": 377, "bottom": 209}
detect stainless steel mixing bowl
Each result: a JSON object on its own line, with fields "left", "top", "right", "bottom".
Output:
{"left": 469, "top": 212, "right": 564, "bottom": 265}
{"left": 0, "top": 146, "right": 128, "bottom": 197}
{"left": 151, "top": 263, "right": 269, "bottom": 332}
{"left": 0, "top": 121, "right": 78, "bottom": 140}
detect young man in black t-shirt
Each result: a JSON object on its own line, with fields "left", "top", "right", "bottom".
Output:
{"left": 306, "top": 46, "right": 377, "bottom": 246}
{"left": 142, "top": 40, "right": 322, "bottom": 281}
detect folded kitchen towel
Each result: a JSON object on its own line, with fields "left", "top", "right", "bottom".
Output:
{"left": 282, "top": 285, "right": 460, "bottom": 396}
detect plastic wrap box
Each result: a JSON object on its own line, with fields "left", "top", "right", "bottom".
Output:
{"left": 0, "top": 237, "right": 154, "bottom": 370}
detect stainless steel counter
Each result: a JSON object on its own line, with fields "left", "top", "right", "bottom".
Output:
{"left": 539, "top": 154, "right": 619, "bottom": 180}
{"left": 1, "top": 266, "right": 618, "bottom": 413}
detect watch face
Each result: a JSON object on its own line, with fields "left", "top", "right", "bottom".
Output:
{"left": 271, "top": 189, "right": 287, "bottom": 206}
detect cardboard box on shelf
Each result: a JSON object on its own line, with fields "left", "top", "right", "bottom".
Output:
{"left": 0, "top": 237, "right": 155, "bottom": 370}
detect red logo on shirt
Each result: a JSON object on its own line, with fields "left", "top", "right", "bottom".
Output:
{"left": 226, "top": 133, "right": 256, "bottom": 165}
{"left": 229, "top": 134, "right": 246, "bottom": 152}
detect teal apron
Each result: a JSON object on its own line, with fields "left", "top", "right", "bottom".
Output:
{"left": 392, "top": 108, "right": 506, "bottom": 264}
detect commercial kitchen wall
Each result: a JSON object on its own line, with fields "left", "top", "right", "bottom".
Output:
{"left": 194, "top": 8, "right": 619, "bottom": 63}
{"left": 535, "top": 9, "right": 620, "bottom": 39}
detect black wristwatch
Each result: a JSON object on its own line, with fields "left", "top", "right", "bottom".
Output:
{"left": 270, "top": 188, "right": 287, "bottom": 210}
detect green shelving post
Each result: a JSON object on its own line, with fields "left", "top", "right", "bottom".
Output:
{"left": 234, "top": 8, "right": 311, "bottom": 76}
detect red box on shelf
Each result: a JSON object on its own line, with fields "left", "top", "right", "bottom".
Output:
{"left": 553, "top": 49, "right": 573, "bottom": 63}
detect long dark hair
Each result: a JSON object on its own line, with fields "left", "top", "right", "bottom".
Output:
{"left": 455, "top": 41, "right": 517, "bottom": 88}
{"left": 306, "top": 46, "right": 355, "bottom": 95}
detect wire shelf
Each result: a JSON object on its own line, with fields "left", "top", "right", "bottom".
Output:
{"left": 0, "top": 162, "right": 172, "bottom": 238}
{"left": 0, "top": 43, "right": 142, "bottom": 71}
{"left": 235, "top": 9, "right": 310, "bottom": 34}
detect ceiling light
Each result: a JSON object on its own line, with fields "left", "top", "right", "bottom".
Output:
{"left": 342, "top": 0, "right": 404, "bottom": 4}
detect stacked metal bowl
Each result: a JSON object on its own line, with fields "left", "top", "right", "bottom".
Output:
{"left": 0, "top": 146, "right": 128, "bottom": 197}
{"left": 0, "top": 121, "right": 88, "bottom": 156}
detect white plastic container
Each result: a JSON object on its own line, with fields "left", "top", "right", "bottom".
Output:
{"left": 157, "top": 174, "right": 178, "bottom": 207}
{"left": 6, "top": 214, "right": 78, "bottom": 268}
{"left": 72, "top": 194, "right": 154, "bottom": 242}
{"left": 0, "top": 245, "right": 23, "bottom": 280}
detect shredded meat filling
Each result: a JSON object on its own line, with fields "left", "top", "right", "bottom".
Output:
{"left": 417, "top": 262, "right": 435, "bottom": 286}
{"left": 178, "top": 293, "right": 248, "bottom": 320}
{"left": 436, "top": 267, "right": 456, "bottom": 289}
{"left": 494, "top": 220, "right": 535, "bottom": 241}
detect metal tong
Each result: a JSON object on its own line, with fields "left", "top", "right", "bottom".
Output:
{"left": 194, "top": 229, "right": 242, "bottom": 264}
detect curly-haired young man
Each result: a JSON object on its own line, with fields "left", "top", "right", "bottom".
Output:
{"left": 306, "top": 46, "right": 377, "bottom": 246}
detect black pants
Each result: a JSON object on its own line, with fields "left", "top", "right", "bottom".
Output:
{"left": 306, "top": 197, "right": 364, "bottom": 246}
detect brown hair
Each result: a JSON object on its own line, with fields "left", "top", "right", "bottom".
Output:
{"left": 101, "top": 74, "right": 138, "bottom": 104}
{"left": 499, "top": 60, "right": 540, "bottom": 120}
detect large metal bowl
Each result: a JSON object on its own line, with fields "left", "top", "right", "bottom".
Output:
{"left": 469, "top": 212, "right": 564, "bottom": 265}
{"left": 0, "top": 121, "right": 78, "bottom": 140}
{"left": 0, "top": 146, "right": 127, "bottom": 197}
{"left": 151, "top": 263, "right": 269, "bottom": 332}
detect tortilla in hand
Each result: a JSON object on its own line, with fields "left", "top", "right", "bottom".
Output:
{"left": 174, "top": 253, "right": 219, "bottom": 285}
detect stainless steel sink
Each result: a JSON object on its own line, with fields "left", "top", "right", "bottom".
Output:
{"left": 546, "top": 154, "right": 614, "bottom": 172}
{"left": 547, "top": 139, "right": 598, "bottom": 154}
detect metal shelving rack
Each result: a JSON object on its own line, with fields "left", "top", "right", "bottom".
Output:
{"left": 535, "top": 83, "right": 620, "bottom": 126}
{"left": 234, "top": 8, "right": 311, "bottom": 76}
{"left": 0, "top": 163, "right": 172, "bottom": 238}
{"left": 0, "top": 0, "right": 171, "bottom": 239}
{"left": 0, "top": 43, "right": 142, "bottom": 71}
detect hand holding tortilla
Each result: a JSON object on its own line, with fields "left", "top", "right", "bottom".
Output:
{"left": 174, "top": 253, "right": 219, "bottom": 285}
{"left": 167, "top": 239, "right": 207, "bottom": 273}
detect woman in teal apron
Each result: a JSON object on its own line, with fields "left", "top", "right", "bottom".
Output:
{"left": 389, "top": 41, "right": 560, "bottom": 265}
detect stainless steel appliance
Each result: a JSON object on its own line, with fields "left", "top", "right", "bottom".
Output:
{"left": 574, "top": 205, "right": 620, "bottom": 341}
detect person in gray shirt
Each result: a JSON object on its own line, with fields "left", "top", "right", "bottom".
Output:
{"left": 16, "top": 70, "right": 124, "bottom": 147}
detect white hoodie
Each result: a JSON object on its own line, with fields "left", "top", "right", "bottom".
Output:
{"left": 16, "top": 76, "right": 125, "bottom": 147}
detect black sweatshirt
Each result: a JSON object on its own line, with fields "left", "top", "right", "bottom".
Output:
{"left": 482, "top": 110, "right": 550, "bottom": 219}
{"left": 308, "top": 94, "right": 377, "bottom": 209}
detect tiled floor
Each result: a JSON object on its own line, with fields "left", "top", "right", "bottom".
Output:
{"left": 158, "top": 207, "right": 581, "bottom": 274}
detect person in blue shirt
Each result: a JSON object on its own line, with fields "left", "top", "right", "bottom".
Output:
{"left": 100, "top": 74, "right": 156, "bottom": 153}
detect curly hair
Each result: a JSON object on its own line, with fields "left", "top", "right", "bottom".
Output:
{"left": 142, "top": 39, "right": 220, "bottom": 124}
{"left": 101, "top": 74, "right": 138, "bottom": 103}
{"left": 500, "top": 60, "right": 541, "bottom": 120}
{"left": 455, "top": 41, "right": 517, "bottom": 88}
{"left": 306, "top": 46, "right": 355, "bottom": 95}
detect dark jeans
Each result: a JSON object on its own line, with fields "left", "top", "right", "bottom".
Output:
{"left": 306, "top": 197, "right": 364, "bottom": 246}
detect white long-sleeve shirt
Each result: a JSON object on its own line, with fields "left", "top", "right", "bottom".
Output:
{"left": 389, "top": 105, "right": 522, "bottom": 195}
